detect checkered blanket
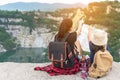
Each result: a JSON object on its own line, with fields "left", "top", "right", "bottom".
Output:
{"left": 34, "top": 58, "right": 90, "bottom": 78}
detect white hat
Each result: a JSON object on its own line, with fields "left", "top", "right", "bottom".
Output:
{"left": 91, "top": 30, "right": 108, "bottom": 46}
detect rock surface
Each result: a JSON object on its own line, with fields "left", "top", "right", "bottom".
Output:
{"left": 0, "top": 44, "right": 6, "bottom": 52}
{"left": 0, "top": 62, "right": 120, "bottom": 80}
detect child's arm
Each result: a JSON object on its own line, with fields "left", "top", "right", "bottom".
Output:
{"left": 88, "top": 26, "right": 92, "bottom": 42}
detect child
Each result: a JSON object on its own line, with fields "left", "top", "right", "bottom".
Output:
{"left": 88, "top": 26, "right": 109, "bottom": 64}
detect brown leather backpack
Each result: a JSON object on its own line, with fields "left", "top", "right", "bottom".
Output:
{"left": 48, "top": 33, "right": 75, "bottom": 68}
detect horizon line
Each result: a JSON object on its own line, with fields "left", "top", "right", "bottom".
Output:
{"left": 0, "top": 1, "right": 90, "bottom": 6}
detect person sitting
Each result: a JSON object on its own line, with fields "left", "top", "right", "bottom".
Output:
{"left": 87, "top": 28, "right": 113, "bottom": 78}
{"left": 34, "top": 18, "right": 84, "bottom": 76}
{"left": 88, "top": 26, "right": 110, "bottom": 64}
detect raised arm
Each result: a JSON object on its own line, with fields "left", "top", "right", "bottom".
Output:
{"left": 72, "top": 9, "right": 85, "bottom": 34}
{"left": 88, "top": 26, "right": 92, "bottom": 42}
{"left": 76, "top": 17, "right": 85, "bottom": 36}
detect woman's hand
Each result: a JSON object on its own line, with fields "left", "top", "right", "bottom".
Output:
{"left": 76, "top": 17, "right": 85, "bottom": 36}
{"left": 77, "top": 9, "right": 85, "bottom": 20}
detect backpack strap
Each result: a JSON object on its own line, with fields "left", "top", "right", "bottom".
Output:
{"left": 62, "top": 33, "right": 77, "bottom": 58}
{"left": 61, "top": 33, "right": 70, "bottom": 42}
{"left": 55, "top": 32, "right": 76, "bottom": 58}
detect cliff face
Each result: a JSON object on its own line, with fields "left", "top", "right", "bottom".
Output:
{"left": 0, "top": 26, "right": 55, "bottom": 52}
{"left": 0, "top": 18, "right": 55, "bottom": 51}
{"left": 0, "top": 62, "right": 119, "bottom": 80}
{"left": 6, "top": 25, "right": 55, "bottom": 48}
{"left": 0, "top": 44, "right": 6, "bottom": 52}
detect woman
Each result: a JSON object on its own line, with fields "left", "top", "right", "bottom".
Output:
{"left": 55, "top": 18, "right": 83, "bottom": 56}
{"left": 34, "top": 18, "right": 83, "bottom": 76}
{"left": 88, "top": 26, "right": 110, "bottom": 63}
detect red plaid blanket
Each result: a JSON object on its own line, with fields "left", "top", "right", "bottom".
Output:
{"left": 34, "top": 58, "right": 80, "bottom": 76}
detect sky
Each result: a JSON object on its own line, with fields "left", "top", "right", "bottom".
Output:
{"left": 0, "top": 0, "right": 118, "bottom": 5}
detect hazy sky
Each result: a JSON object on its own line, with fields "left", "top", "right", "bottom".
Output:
{"left": 0, "top": 0, "right": 117, "bottom": 5}
{"left": 0, "top": 0, "right": 96, "bottom": 5}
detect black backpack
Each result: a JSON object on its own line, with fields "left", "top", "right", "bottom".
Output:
{"left": 48, "top": 33, "right": 75, "bottom": 68}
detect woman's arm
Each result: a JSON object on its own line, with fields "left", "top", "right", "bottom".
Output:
{"left": 75, "top": 41, "right": 82, "bottom": 55}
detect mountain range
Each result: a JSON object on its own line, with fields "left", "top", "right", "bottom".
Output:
{"left": 0, "top": 2, "right": 86, "bottom": 11}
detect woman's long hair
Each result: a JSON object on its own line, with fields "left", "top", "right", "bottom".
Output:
{"left": 57, "top": 18, "right": 73, "bottom": 41}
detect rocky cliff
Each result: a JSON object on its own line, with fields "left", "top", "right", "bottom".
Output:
{"left": 0, "top": 9, "right": 62, "bottom": 52}
{"left": 6, "top": 25, "right": 55, "bottom": 48}
{"left": 0, "top": 25, "right": 55, "bottom": 52}
{"left": 0, "top": 62, "right": 119, "bottom": 80}
{"left": 0, "top": 44, "right": 6, "bottom": 52}
{"left": 0, "top": 17, "right": 56, "bottom": 52}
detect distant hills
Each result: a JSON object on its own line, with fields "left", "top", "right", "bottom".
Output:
{"left": 0, "top": 2, "right": 86, "bottom": 11}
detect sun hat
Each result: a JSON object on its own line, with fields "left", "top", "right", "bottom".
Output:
{"left": 91, "top": 29, "right": 108, "bottom": 46}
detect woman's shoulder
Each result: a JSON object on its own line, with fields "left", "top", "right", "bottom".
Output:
{"left": 69, "top": 32, "right": 77, "bottom": 36}
{"left": 67, "top": 32, "right": 77, "bottom": 41}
